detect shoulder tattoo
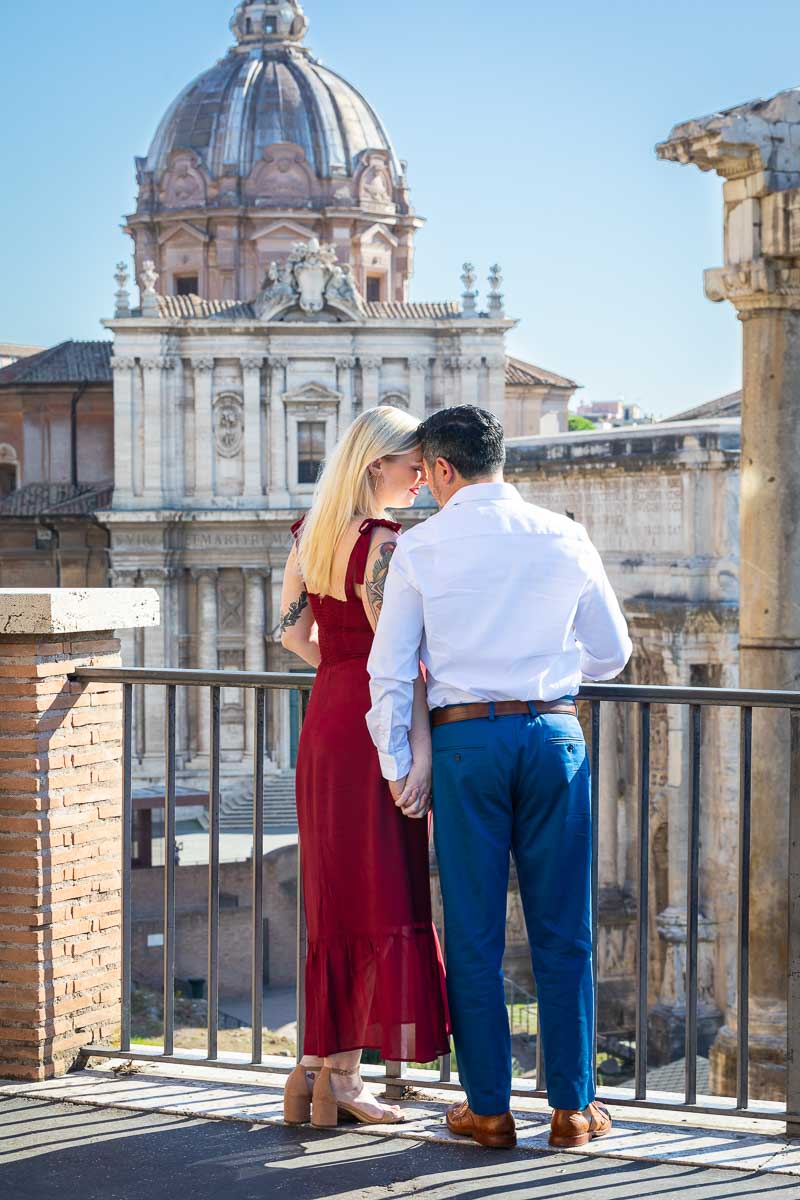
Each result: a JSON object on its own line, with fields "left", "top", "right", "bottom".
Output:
{"left": 280, "top": 590, "right": 309, "bottom": 632}
{"left": 366, "top": 540, "right": 397, "bottom": 621}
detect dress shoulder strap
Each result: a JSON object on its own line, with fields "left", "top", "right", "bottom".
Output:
{"left": 289, "top": 517, "right": 305, "bottom": 543}
{"left": 346, "top": 518, "right": 402, "bottom": 595}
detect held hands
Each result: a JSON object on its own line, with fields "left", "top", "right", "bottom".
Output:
{"left": 389, "top": 758, "right": 432, "bottom": 819}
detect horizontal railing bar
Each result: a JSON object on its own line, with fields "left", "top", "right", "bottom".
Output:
{"left": 71, "top": 667, "right": 800, "bottom": 709}
{"left": 81, "top": 1045, "right": 790, "bottom": 1122}
{"left": 71, "top": 667, "right": 316, "bottom": 690}
{"left": 579, "top": 683, "right": 800, "bottom": 708}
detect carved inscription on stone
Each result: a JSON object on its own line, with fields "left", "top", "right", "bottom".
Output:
{"left": 516, "top": 476, "right": 684, "bottom": 554}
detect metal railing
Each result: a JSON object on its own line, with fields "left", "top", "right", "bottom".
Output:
{"left": 70, "top": 667, "right": 800, "bottom": 1138}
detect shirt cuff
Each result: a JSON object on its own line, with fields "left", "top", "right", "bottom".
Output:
{"left": 378, "top": 744, "right": 413, "bottom": 782}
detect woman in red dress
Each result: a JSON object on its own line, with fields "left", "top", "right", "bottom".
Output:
{"left": 280, "top": 406, "right": 450, "bottom": 1128}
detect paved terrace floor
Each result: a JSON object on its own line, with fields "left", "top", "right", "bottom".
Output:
{"left": 1, "top": 1061, "right": 799, "bottom": 1199}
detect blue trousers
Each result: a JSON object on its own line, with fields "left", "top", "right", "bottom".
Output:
{"left": 432, "top": 704, "right": 594, "bottom": 1115}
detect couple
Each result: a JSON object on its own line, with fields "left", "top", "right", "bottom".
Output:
{"left": 280, "top": 404, "right": 631, "bottom": 1149}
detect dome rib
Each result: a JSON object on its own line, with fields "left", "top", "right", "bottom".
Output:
{"left": 144, "top": 45, "right": 400, "bottom": 185}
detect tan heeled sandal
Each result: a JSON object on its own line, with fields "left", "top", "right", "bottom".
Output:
{"left": 283, "top": 1063, "right": 317, "bottom": 1125}
{"left": 310, "top": 1065, "right": 406, "bottom": 1128}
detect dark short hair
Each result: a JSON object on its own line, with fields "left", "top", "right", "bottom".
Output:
{"left": 418, "top": 405, "right": 505, "bottom": 479}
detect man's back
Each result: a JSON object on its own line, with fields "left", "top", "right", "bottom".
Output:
{"left": 380, "top": 481, "right": 631, "bottom": 712}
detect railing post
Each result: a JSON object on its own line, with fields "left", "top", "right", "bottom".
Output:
{"left": 0, "top": 588, "right": 159, "bottom": 1081}
{"left": 787, "top": 709, "right": 800, "bottom": 1138}
{"left": 384, "top": 1058, "right": 404, "bottom": 1102}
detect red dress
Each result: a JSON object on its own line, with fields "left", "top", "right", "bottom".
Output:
{"left": 292, "top": 517, "right": 450, "bottom": 1062}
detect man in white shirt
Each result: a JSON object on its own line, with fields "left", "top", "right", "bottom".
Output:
{"left": 366, "top": 405, "right": 631, "bottom": 1150}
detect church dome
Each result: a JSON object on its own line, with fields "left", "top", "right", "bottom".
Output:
{"left": 145, "top": 0, "right": 402, "bottom": 183}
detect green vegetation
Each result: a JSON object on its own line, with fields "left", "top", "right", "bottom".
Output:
{"left": 568, "top": 414, "right": 597, "bottom": 431}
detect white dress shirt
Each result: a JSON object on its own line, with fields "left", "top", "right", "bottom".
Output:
{"left": 366, "top": 481, "right": 632, "bottom": 780}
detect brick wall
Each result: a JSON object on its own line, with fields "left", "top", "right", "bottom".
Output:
{"left": 0, "top": 631, "right": 124, "bottom": 1079}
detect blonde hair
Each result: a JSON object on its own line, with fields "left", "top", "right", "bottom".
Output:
{"left": 297, "top": 406, "right": 421, "bottom": 597}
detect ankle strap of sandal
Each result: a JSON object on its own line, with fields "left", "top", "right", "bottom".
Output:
{"left": 327, "top": 1066, "right": 360, "bottom": 1076}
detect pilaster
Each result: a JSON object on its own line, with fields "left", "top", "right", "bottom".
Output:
{"left": 241, "top": 357, "right": 264, "bottom": 499}
{"left": 191, "top": 357, "right": 215, "bottom": 501}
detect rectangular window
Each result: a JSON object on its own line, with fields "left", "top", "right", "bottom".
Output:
{"left": 297, "top": 421, "right": 326, "bottom": 485}
{"left": 366, "top": 275, "right": 383, "bottom": 302}
{"left": 175, "top": 275, "right": 199, "bottom": 296}
{"left": 0, "top": 463, "right": 16, "bottom": 497}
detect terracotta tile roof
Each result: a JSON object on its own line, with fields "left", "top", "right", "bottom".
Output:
{"left": 0, "top": 341, "right": 113, "bottom": 387}
{"left": 0, "top": 481, "right": 113, "bottom": 517}
{"left": 154, "top": 295, "right": 255, "bottom": 320}
{"left": 505, "top": 355, "right": 578, "bottom": 389}
{"left": 667, "top": 390, "right": 742, "bottom": 422}
{"left": 364, "top": 301, "right": 461, "bottom": 320}
{"left": 151, "top": 296, "right": 463, "bottom": 321}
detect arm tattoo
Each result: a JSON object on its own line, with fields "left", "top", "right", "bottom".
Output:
{"left": 366, "top": 541, "right": 397, "bottom": 621}
{"left": 280, "top": 590, "right": 309, "bottom": 632}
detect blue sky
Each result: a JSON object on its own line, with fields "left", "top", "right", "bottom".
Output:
{"left": 1, "top": 0, "right": 799, "bottom": 416}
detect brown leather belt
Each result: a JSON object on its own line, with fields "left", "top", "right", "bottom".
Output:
{"left": 430, "top": 699, "right": 577, "bottom": 728}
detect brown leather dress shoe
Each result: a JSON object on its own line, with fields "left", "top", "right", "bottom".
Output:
{"left": 549, "top": 1100, "right": 612, "bottom": 1147}
{"left": 446, "top": 1100, "right": 517, "bottom": 1149}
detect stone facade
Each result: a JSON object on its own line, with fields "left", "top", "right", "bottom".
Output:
{"left": 504, "top": 420, "right": 741, "bottom": 1062}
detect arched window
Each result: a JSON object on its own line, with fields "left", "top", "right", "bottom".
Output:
{"left": 379, "top": 393, "right": 409, "bottom": 410}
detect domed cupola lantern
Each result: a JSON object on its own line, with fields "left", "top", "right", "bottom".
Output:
{"left": 126, "top": 0, "right": 421, "bottom": 306}
{"left": 230, "top": 1, "right": 309, "bottom": 48}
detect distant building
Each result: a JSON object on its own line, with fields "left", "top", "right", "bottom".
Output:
{"left": 0, "top": 343, "right": 42, "bottom": 370}
{"left": 575, "top": 399, "right": 650, "bottom": 428}
{"left": 0, "top": 341, "right": 112, "bottom": 587}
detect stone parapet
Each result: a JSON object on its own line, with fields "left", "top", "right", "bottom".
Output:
{"left": 0, "top": 589, "right": 159, "bottom": 1080}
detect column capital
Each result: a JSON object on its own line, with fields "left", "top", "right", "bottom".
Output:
{"left": 408, "top": 355, "right": 429, "bottom": 372}
{"left": 268, "top": 355, "right": 289, "bottom": 370}
{"left": 241, "top": 355, "right": 264, "bottom": 372}
{"left": 486, "top": 353, "right": 507, "bottom": 370}
{"left": 110, "top": 356, "right": 136, "bottom": 371}
{"left": 336, "top": 355, "right": 358, "bottom": 369}
{"left": 191, "top": 566, "right": 219, "bottom": 583}
{"left": 139, "top": 567, "right": 171, "bottom": 587}
{"left": 110, "top": 567, "right": 139, "bottom": 587}
{"left": 242, "top": 566, "right": 269, "bottom": 580}
{"left": 191, "top": 356, "right": 214, "bottom": 373}
{"left": 359, "top": 355, "right": 381, "bottom": 371}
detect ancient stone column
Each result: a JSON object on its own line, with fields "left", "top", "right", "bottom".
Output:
{"left": 0, "top": 587, "right": 159, "bottom": 1079}
{"left": 244, "top": 568, "right": 267, "bottom": 755}
{"left": 408, "top": 356, "right": 428, "bottom": 419}
{"left": 192, "top": 568, "right": 218, "bottom": 758}
{"left": 241, "top": 356, "right": 264, "bottom": 499}
{"left": 360, "top": 356, "right": 381, "bottom": 408}
{"left": 192, "top": 357, "right": 214, "bottom": 501}
{"left": 657, "top": 88, "right": 800, "bottom": 1098}
{"left": 268, "top": 357, "right": 290, "bottom": 505}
